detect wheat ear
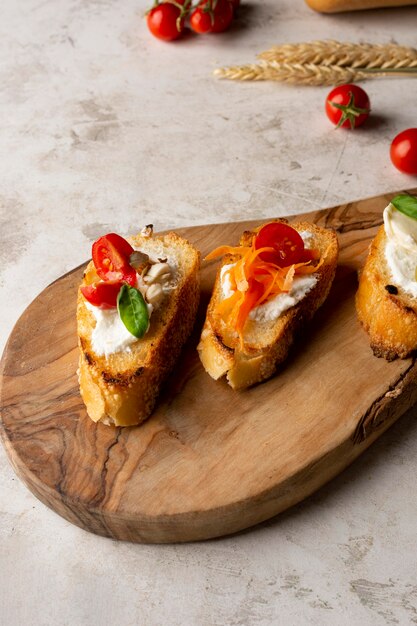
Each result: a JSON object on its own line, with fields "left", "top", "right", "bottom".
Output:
{"left": 258, "top": 40, "right": 417, "bottom": 69}
{"left": 214, "top": 62, "right": 372, "bottom": 86}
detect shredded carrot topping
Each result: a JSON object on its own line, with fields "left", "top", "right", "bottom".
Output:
{"left": 206, "top": 233, "right": 326, "bottom": 345}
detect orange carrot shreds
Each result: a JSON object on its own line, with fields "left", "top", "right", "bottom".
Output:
{"left": 216, "top": 291, "right": 241, "bottom": 320}
{"left": 290, "top": 255, "right": 325, "bottom": 275}
{"left": 253, "top": 264, "right": 288, "bottom": 292}
{"left": 229, "top": 291, "right": 246, "bottom": 328}
{"left": 223, "top": 266, "right": 237, "bottom": 292}
{"left": 253, "top": 270, "right": 282, "bottom": 308}
{"left": 209, "top": 231, "right": 325, "bottom": 342}
{"left": 235, "top": 278, "right": 264, "bottom": 337}
{"left": 242, "top": 246, "right": 276, "bottom": 274}
{"left": 283, "top": 265, "right": 296, "bottom": 291}
{"left": 234, "top": 254, "right": 250, "bottom": 292}
{"left": 204, "top": 245, "right": 250, "bottom": 262}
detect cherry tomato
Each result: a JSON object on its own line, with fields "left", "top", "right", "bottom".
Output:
{"left": 325, "top": 84, "right": 370, "bottom": 130}
{"left": 211, "top": 0, "right": 234, "bottom": 32}
{"left": 255, "top": 223, "right": 305, "bottom": 267}
{"left": 229, "top": 0, "right": 240, "bottom": 8}
{"left": 147, "top": 3, "right": 185, "bottom": 41}
{"left": 190, "top": 0, "right": 233, "bottom": 34}
{"left": 390, "top": 128, "right": 417, "bottom": 175}
{"left": 190, "top": 4, "right": 212, "bottom": 33}
{"left": 92, "top": 233, "right": 136, "bottom": 284}
{"left": 81, "top": 281, "right": 124, "bottom": 309}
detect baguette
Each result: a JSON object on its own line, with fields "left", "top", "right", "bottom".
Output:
{"left": 305, "top": 0, "right": 417, "bottom": 12}
{"left": 77, "top": 230, "right": 200, "bottom": 426}
{"left": 197, "top": 221, "right": 339, "bottom": 390}
{"left": 356, "top": 225, "right": 417, "bottom": 360}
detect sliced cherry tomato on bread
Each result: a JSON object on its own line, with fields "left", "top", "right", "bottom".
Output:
{"left": 81, "top": 281, "right": 124, "bottom": 309}
{"left": 255, "top": 223, "right": 305, "bottom": 267}
{"left": 92, "top": 233, "right": 136, "bottom": 284}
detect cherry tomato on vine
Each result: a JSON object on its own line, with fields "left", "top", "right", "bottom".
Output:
{"left": 255, "top": 223, "right": 305, "bottom": 267}
{"left": 147, "top": 3, "right": 185, "bottom": 41}
{"left": 390, "top": 128, "right": 417, "bottom": 175}
{"left": 190, "top": 3, "right": 212, "bottom": 33}
{"left": 190, "top": 0, "right": 233, "bottom": 34}
{"left": 211, "top": 0, "right": 234, "bottom": 32}
{"left": 325, "top": 84, "right": 370, "bottom": 130}
{"left": 81, "top": 281, "right": 124, "bottom": 309}
{"left": 92, "top": 233, "right": 136, "bottom": 284}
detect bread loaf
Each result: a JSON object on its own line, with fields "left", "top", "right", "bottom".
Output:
{"left": 305, "top": 0, "right": 417, "bottom": 12}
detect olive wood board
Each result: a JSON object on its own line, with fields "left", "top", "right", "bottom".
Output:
{"left": 2, "top": 188, "right": 417, "bottom": 544}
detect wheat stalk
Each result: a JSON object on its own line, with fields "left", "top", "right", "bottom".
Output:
{"left": 213, "top": 61, "right": 410, "bottom": 86}
{"left": 213, "top": 63, "right": 269, "bottom": 81}
{"left": 258, "top": 40, "right": 417, "bottom": 69}
{"left": 214, "top": 40, "right": 417, "bottom": 87}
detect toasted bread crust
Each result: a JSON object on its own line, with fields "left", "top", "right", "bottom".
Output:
{"left": 77, "top": 232, "right": 200, "bottom": 426}
{"left": 198, "top": 221, "right": 339, "bottom": 390}
{"left": 356, "top": 225, "right": 417, "bottom": 360}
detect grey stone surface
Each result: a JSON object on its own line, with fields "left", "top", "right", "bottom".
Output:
{"left": 1, "top": 1, "right": 417, "bottom": 624}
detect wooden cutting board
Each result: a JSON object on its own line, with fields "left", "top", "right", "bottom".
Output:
{"left": 2, "top": 189, "right": 417, "bottom": 544}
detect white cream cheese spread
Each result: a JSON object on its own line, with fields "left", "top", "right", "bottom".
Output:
{"left": 85, "top": 248, "right": 176, "bottom": 357}
{"left": 383, "top": 203, "right": 417, "bottom": 298}
{"left": 85, "top": 301, "right": 140, "bottom": 357}
{"left": 219, "top": 231, "right": 318, "bottom": 323}
{"left": 249, "top": 275, "right": 317, "bottom": 322}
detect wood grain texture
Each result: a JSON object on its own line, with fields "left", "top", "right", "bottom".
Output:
{"left": 1, "top": 188, "right": 417, "bottom": 544}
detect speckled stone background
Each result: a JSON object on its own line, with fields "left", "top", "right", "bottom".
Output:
{"left": 1, "top": 1, "right": 417, "bottom": 624}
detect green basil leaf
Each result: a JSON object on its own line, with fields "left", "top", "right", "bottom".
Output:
{"left": 391, "top": 194, "right": 417, "bottom": 220}
{"left": 117, "top": 284, "right": 149, "bottom": 338}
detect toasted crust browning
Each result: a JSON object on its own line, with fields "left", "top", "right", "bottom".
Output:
{"left": 77, "top": 231, "right": 200, "bottom": 426}
{"left": 197, "top": 221, "right": 339, "bottom": 390}
{"left": 356, "top": 225, "right": 417, "bottom": 361}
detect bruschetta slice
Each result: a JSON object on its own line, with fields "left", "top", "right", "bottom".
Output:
{"left": 197, "top": 220, "right": 339, "bottom": 390}
{"left": 77, "top": 227, "right": 200, "bottom": 426}
{"left": 356, "top": 194, "right": 417, "bottom": 360}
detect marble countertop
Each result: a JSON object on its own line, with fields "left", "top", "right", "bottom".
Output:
{"left": 2, "top": 1, "right": 417, "bottom": 624}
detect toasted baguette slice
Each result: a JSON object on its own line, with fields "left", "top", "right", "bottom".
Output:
{"left": 197, "top": 221, "right": 339, "bottom": 390}
{"left": 356, "top": 225, "right": 417, "bottom": 360}
{"left": 77, "top": 231, "right": 200, "bottom": 426}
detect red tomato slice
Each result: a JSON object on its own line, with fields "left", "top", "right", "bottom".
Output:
{"left": 255, "top": 223, "right": 305, "bottom": 267}
{"left": 92, "top": 233, "right": 136, "bottom": 283}
{"left": 81, "top": 281, "right": 124, "bottom": 309}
